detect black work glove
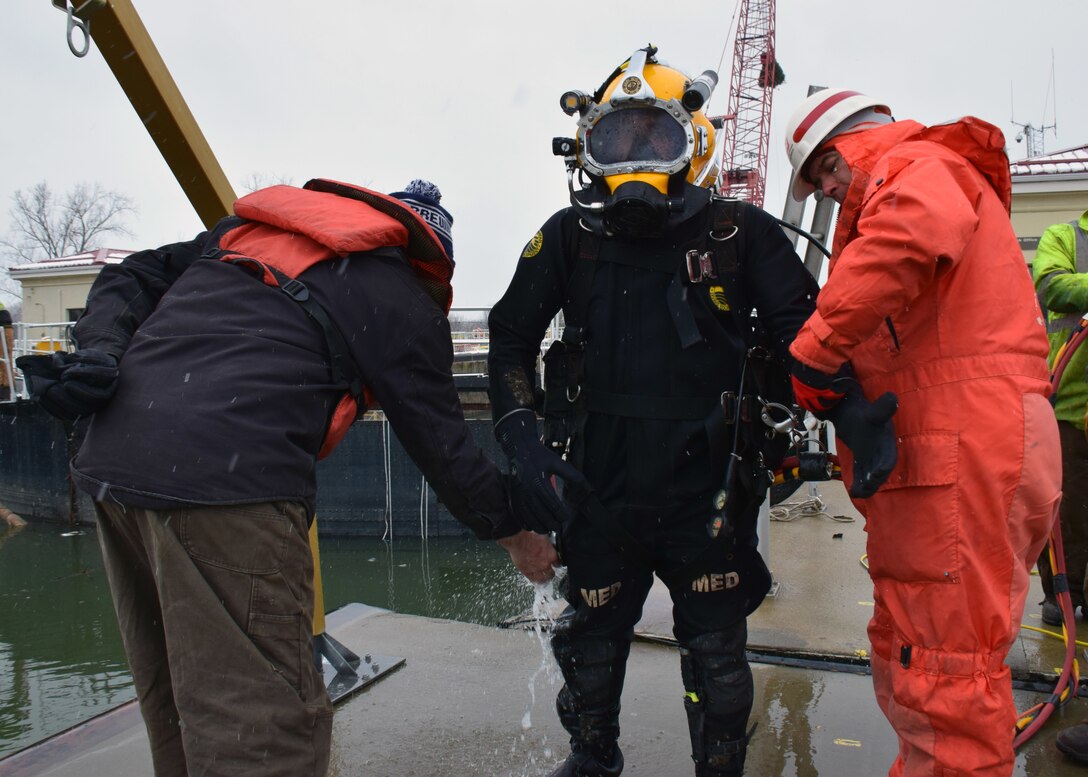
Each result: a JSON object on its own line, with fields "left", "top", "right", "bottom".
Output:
{"left": 16, "top": 349, "right": 119, "bottom": 421}
{"left": 790, "top": 360, "right": 854, "bottom": 415}
{"left": 828, "top": 387, "right": 898, "bottom": 499}
{"left": 495, "top": 408, "right": 588, "bottom": 534}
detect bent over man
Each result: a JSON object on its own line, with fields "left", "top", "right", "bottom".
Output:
{"left": 784, "top": 89, "right": 1061, "bottom": 776}
{"left": 488, "top": 46, "right": 818, "bottom": 776}
{"left": 19, "top": 178, "right": 554, "bottom": 777}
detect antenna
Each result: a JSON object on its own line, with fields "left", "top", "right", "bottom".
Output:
{"left": 1011, "top": 51, "right": 1059, "bottom": 158}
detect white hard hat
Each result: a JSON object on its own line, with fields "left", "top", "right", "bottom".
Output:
{"left": 784, "top": 88, "right": 892, "bottom": 201}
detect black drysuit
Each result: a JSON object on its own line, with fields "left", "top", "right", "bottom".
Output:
{"left": 488, "top": 184, "right": 818, "bottom": 774}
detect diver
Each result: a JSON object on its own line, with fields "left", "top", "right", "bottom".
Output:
{"left": 488, "top": 45, "right": 818, "bottom": 776}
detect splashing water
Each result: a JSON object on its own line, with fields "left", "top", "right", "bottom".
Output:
{"left": 509, "top": 567, "right": 567, "bottom": 775}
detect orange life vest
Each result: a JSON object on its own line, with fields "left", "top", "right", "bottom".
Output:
{"left": 211, "top": 178, "right": 455, "bottom": 458}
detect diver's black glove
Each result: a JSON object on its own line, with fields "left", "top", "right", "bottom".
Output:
{"left": 827, "top": 387, "right": 898, "bottom": 499}
{"left": 16, "top": 349, "right": 119, "bottom": 421}
{"left": 495, "top": 408, "right": 587, "bottom": 534}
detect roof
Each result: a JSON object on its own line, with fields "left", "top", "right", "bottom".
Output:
{"left": 9, "top": 247, "right": 134, "bottom": 275}
{"left": 1010, "top": 143, "right": 1088, "bottom": 177}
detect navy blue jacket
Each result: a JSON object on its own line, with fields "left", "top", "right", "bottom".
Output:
{"left": 70, "top": 237, "right": 517, "bottom": 539}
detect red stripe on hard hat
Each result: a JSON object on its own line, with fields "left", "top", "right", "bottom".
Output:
{"left": 792, "top": 91, "right": 863, "bottom": 143}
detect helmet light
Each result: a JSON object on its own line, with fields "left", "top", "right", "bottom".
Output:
{"left": 560, "top": 90, "right": 590, "bottom": 117}
{"left": 681, "top": 70, "right": 718, "bottom": 111}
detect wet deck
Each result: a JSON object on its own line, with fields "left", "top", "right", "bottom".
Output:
{"left": 3, "top": 481, "right": 1085, "bottom": 776}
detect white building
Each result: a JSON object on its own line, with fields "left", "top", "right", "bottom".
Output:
{"left": 1010, "top": 143, "right": 1088, "bottom": 265}
{"left": 9, "top": 247, "right": 133, "bottom": 343}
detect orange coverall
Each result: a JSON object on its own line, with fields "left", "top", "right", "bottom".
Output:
{"left": 790, "top": 118, "right": 1060, "bottom": 776}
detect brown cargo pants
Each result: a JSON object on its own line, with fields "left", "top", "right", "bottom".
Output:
{"left": 94, "top": 499, "right": 333, "bottom": 777}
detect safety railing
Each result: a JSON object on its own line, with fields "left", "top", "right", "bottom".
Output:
{"left": 448, "top": 307, "right": 563, "bottom": 374}
{"left": 0, "top": 309, "right": 565, "bottom": 404}
{"left": 449, "top": 307, "right": 491, "bottom": 372}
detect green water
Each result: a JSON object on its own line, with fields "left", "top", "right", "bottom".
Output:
{"left": 0, "top": 520, "right": 535, "bottom": 759}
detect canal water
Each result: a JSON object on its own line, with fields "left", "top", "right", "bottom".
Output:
{"left": 0, "top": 519, "right": 535, "bottom": 759}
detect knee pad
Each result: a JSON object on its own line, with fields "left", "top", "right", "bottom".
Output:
{"left": 680, "top": 628, "right": 753, "bottom": 775}
{"left": 552, "top": 632, "right": 631, "bottom": 709}
{"left": 553, "top": 633, "right": 631, "bottom": 750}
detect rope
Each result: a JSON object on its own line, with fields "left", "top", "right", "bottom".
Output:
{"left": 419, "top": 474, "right": 430, "bottom": 539}
{"left": 381, "top": 417, "right": 393, "bottom": 542}
{"left": 770, "top": 495, "right": 854, "bottom": 524}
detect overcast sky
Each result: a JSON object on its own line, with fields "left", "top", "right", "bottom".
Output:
{"left": 3, "top": 0, "right": 1085, "bottom": 309}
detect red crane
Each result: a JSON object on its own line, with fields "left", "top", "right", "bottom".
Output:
{"left": 714, "top": 0, "right": 780, "bottom": 207}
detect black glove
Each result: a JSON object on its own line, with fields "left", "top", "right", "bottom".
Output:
{"left": 790, "top": 360, "right": 854, "bottom": 415}
{"left": 828, "top": 387, "right": 898, "bottom": 499}
{"left": 496, "top": 408, "right": 588, "bottom": 534}
{"left": 16, "top": 349, "right": 120, "bottom": 421}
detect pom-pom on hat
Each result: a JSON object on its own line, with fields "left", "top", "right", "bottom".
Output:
{"left": 389, "top": 179, "right": 454, "bottom": 261}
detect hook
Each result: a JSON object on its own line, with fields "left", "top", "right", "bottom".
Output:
{"left": 710, "top": 225, "right": 739, "bottom": 242}
{"left": 52, "top": 1, "right": 92, "bottom": 58}
{"left": 759, "top": 401, "right": 798, "bottom": 435}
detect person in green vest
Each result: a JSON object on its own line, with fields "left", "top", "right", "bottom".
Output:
{"left": 1033, "top": 207, "right": 1088, "bottom": 765}
{"left": 1033, "top": 207, "right": 1088, "bottom": 626}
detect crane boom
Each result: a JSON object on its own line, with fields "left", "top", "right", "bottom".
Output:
{"left": 716, "top": 0, "right": 777, "bottom": 207}
{"left": 55, "top": 0, "right": 235, "bottom": 227}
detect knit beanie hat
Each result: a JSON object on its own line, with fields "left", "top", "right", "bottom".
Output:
{"left": 389, "top": 179, "right": 454, "bottom": 261}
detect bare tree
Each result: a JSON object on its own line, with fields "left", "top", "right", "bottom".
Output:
{"left": 239, "top": 172, "right": 295, "bottom": 193}
{"left": 2, "top": 181, "right": 137, "bottom": 262}
{"left": 0, "top": 181, "right": 136, "bottom": 304}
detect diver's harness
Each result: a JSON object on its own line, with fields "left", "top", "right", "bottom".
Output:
{"left": 543, "top": 196, "right": 819, "bottom": 582}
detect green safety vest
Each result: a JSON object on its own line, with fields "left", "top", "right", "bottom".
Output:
{"left": 1034, "top": 213, "right": 1088, "bottom": 427}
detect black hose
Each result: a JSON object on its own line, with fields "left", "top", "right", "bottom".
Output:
{"left": 774, "top": 218, "right": 832, "bottom": 258}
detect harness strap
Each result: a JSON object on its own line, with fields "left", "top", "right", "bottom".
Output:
{"left": 260, "top": 262, "right": 365, "bottom": 405}
{"left": 202, "top": 217, "right": 371, "bottom": 412}
{"left": 565, "top": 225, "right": 600, "bottom": 330}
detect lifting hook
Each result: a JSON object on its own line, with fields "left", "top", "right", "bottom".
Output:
{"left": 51, "top": 0, "right": 103, "bottom": 59}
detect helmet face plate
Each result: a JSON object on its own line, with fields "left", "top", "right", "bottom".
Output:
{"left": 580, "top": 102, "right": 694, "bottom": 179}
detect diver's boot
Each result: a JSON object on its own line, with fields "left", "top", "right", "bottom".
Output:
{"left": 1057, "top": 721, "right": 1088, "bottom": 764}
{"left": 546, "top": 744, "right": 624, "bottom": 777}
{"left": 1041, "top": 599, "right": 1064, "bottom": 627}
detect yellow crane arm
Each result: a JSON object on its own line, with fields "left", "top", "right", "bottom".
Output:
{"left": 57, "top": 0, "right": 235, "bottom": 227}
